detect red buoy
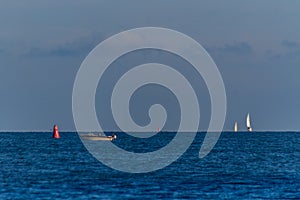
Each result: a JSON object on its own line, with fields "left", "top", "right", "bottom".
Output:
{"left": 52, "top": 125, "right": 60, "bottom": 139}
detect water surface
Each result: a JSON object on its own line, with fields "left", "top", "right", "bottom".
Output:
{"left": 0, "top": 132, "right": 299, "bottom": 199}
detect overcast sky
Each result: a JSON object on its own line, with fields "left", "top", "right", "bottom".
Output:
{"left": 0, "top": 1, "right": 300, "bottom": 131}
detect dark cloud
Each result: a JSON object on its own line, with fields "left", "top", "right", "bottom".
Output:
{"left": 207, "top": 42, "right": 253, "bottom": 56}
{"left": 24, "top": 32, "right": 106, "bottom": 58}
{"left": 25, "top": 42, "right": 90, "bottom": 58}
{"left": 281, "top": 40, "right": 299, "bottom": 49}
{"left": 267, "top": 40, "right": 300, "bottom": 60}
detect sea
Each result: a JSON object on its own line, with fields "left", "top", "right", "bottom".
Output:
{"left": 0, "top": 132, "right": 299, "bottom": 199}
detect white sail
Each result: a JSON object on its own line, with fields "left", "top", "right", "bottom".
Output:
{"left": 246, "top": 113, "right": 252, "bottom": 132}
{"left": 234, "top": 122, "right": 238, "bottom": 132}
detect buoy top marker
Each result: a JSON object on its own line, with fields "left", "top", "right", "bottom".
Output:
{"left": 53, "top": 124, "right": 60, "bottom": 139}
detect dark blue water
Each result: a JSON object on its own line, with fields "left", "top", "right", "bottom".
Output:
{"left": 0, "top": 132, "right": 299, "bottom": 199}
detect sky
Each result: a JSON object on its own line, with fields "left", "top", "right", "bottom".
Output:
{"left": 0, "top": 0, "right": 300, "bottom": 131}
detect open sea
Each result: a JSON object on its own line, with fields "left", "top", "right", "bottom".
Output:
{"left": 0, "top": 132, "right": 299, "bottom": 199}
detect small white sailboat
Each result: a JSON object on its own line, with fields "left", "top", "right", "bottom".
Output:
{"left": 234, "top": 122, "right": 238, "bottom": 132}
{"left": 246, "top": 113, "right": 252, "bottom": 132}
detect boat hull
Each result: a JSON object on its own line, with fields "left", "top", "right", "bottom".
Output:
{"left": 79, "top": 133, "right": 116, "bottom": 141}
{"left": 80, "top": 136, "right": 114, "bottom": 141}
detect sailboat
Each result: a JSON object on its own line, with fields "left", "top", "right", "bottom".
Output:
{"left": 234, "top": 122, "right": 238, "bottom": 132}
{"left": 246, "top": 113, "right": 252, "bottom": 132}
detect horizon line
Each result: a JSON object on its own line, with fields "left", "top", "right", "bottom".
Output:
{"left": 0, "top": 129, "right": 300, "bottom": 133}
